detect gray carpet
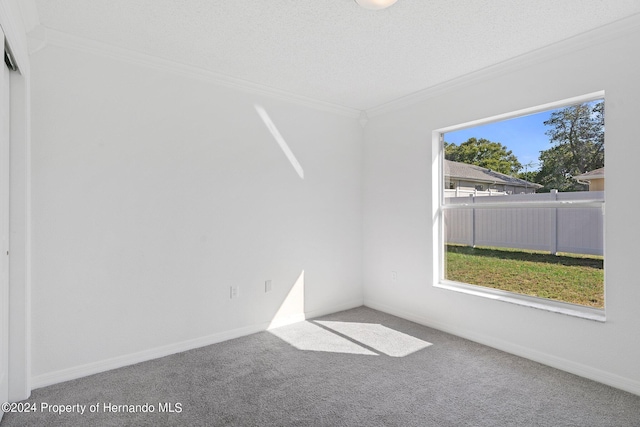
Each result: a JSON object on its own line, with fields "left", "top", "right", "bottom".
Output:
{"left": 2, "top": 306, "right": 639, "bottom": 426}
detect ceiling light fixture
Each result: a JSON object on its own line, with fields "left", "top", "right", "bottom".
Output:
{"left": 355, "top": 0, "right": 398, "bottom": 10}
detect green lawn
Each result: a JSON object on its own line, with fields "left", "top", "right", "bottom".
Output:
{"left": 445, "top": 244, "right": 604, "bottom": 308}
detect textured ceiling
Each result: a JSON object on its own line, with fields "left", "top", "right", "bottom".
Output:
{"left": 33, "top": 0, "right": 640, "bottom": 110}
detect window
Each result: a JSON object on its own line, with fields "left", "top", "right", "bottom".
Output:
{"left": 434, "top": 92, "right": 605, "bottom": 321}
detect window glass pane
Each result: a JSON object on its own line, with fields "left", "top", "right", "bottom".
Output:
{"left": 442, "top": 99, "right": 604, "bottom": 308}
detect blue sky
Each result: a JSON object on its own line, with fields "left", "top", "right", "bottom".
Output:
{"left": 444, "top": 110, "right": 554, "bottom": 172}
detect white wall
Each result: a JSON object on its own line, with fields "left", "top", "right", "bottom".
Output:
{"left": 363, "top": 23, "right": 640, "bottom": 394}
{"left": 28, "top": 10, "right": 640, "bottom": 396}
{"left": 30, "top": 45, "right": 363, "bottom": 383}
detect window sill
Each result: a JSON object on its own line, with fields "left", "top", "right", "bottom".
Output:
{"left": 435, "top": 280, "right": 606, "bottom": 322}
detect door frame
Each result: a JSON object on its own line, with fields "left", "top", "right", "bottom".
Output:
{"left": 0, "top": 2, "right": 32, "bottom": 402}
{"left": 1, "top": 27, "right": 10, "bottom": 415}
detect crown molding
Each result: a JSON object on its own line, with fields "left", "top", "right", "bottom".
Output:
{"left": 24, "top": 10, "right": 640, "bottom": 120}
{"left": 16, "top": 0, "right": 39, "bottom": 33}
{"left": 365, "top": 12, "right": 640, "bottom": 118}
{"left": 34, "top": 26, "right": 362, "bottom": 119}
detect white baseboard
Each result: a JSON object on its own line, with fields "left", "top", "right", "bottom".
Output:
{"left": 267, "top": 313, "right": 308, "bottom": 330}
{"left": 304, "top": 298, "right": 364, "bottom": 320}
{"left": 32, "top": 298, "right": 363, "bottom": 389}
{"left": 266, "top": 298, "right": 364, "bottom": 330}
{"left": 32, "top": 323, "right": 267, "bottom": 389}
{"left": 364, "top": 299, "right": 640, "bottom": 397}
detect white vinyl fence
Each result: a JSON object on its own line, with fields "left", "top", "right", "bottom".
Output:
{"left": 444, "top": 188, "right": 508, "bottom": 197}
{"left": 444, "top": 190, "right": 604, "bottom": 256}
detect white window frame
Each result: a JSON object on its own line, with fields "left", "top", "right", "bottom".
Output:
{"left": 432, "top": 91, "right": 606, "bottom": 322}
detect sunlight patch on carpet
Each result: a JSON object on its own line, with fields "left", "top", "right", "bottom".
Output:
{"left": 315, "top": 321, "right": 432, "bottom": 357}
{"left": 269, "top": 321, "right": 377, "bottom": 356}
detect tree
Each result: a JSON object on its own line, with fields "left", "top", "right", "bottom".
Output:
{"left": 535, "top": 145, "right": 588, "bottom": 192}
{"left": 536, "top": 101, "right": 604, "bottom": 192}
{"left": 517, "top": 170, "right": 538, "bottom": 184}
{"left": 444, "top": 137, "right": 522, "bottom": 175}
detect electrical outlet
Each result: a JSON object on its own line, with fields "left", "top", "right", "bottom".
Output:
{"left": 392, "top": 271, "right": 398, "bottom": 281}
{"left": 265, "top": 280, "right": 272, "bottom": 293}
{"left": 230, "top": 286, "right": 239, "bottom": 299}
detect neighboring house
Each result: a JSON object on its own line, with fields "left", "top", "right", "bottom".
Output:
{"left": 574, "top": 167, "right": 605, "bottom": 191}
{"left": 445, "top": 159, "right": 542, "bottom": 197}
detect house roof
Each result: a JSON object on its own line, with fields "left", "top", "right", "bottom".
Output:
{"left": 574, "top": 167, "right": 605, "bottom": 181}
{"left": 445, "top": 159, "right": 543, "bottom": 188}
